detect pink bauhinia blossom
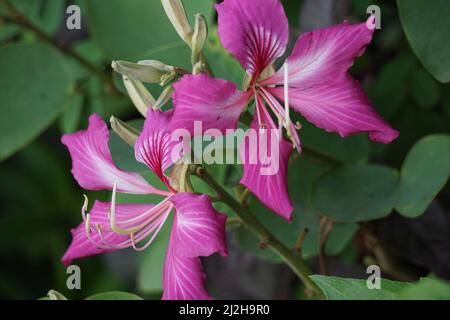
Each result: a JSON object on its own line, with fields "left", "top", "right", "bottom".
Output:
{"left": 170, "top": 0, "right": 399, "bottom": 221}
{"left": 61, "top": 110, "right": 227, "bottom": 300}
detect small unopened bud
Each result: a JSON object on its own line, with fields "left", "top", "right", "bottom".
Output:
{"left": 110, "top": 116, "right": 140, "bottom": 147}
{"left": 47, "top": 290, "right": 68, "bottom": 300}
{"left": 161, "top": 0, "right": 193, "bottom": 46}
{"left": 159, "top": 72, "right": 177, "bottom": 86}
{"left": 191, "top": 14, "right": 208, "bottom": 65}
{"left": 112, "top": 60, "right": 166, "bottom": 83}
{"left": 138, "top": 60, "right": 175, "bottom": 73}
{"left": 154, "top": 86, "right": 173, "bottom": 110}
{"left": 122, "top": 76, "right": 156, "bottom": 117}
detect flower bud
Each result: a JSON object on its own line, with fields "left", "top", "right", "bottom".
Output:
{"left": 112, "top": 60, "right": 168, "bottom": 83}
{"left": 161, "top": 0, "right": 193, "bottom": 46}
{"left": 122, "top": 76, "right": 156, "bottom": 117}
{"left": 138, "top": 60, "right": 175, "bottom": 73}
{"left": 110, "top": 116, "right": 140, "bottom": 147}
{"left": 154, "top": 86, "right": 173, "bottom": 110}
{"left": 159, "top": 72, "right": 177, "bottom": 86}
{"left": 47, "top": 290, "right": 68, "bottom": 300}
{"left": 191, "top": 14, "right": 208, "bottom": 65}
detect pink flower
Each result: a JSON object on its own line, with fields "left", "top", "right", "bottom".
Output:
{"left": 170, "top": 0, "right": 399, "bottom": 221}
{"left": 61, "top": 111, "right": 227, "bottom": 300}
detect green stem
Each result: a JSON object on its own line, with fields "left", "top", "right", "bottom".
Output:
{"left": 193, "top": 165, "right": 325, "bottom": 298}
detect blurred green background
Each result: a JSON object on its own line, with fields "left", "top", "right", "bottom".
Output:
{"left": 0, "top": 0, "right": 449, "bottom": 300}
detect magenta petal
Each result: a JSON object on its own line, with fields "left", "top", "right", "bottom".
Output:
{"left": 162, "top": 239, "right": 211, "bottom": 300}
{"left": 61, "top": 201, "right": 155, "bottom": 266}
{"left": 169, "top": 193, "right": 227, "bottom": 258}
{"left": 135, "top": 108, "right": 177, "bottom": 180}
{"left": 61, "top": 114, "right": 164, "bottom": 195}
{"left": 171, "top": 74, "right": 249, "bottom": 135}
{"left": 239, "top": 111, "right": 293, "bottom": 221}
{"left": 269, "top": 76, "right": 399, "bottom": 144}
{"left": 263, "top": 19, "right": 374, "bottom": 87}
{"left": 216, "top": 0, "right": 288, "bottom": 76}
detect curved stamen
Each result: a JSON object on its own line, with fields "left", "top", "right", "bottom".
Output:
{"left": 131, "top": 206, "right": 172, "bottom": 251}
{"left": 109, "top": 180, "right": 140, "bottom": 235}
{"left": 84, "top": 213, "right": 114, "bottom": 249}
{"left": 81, "top": 179, "right": 174, "bottom": 251}
{"left": 259, "top": 87, "right": 301, "bottom": 151}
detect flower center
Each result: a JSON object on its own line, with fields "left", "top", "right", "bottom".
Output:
{"left": 255, "top": 63, "right": 302, "bottom": 151}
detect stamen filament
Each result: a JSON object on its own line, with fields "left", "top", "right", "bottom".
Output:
{"left": 131, "top": 208, "right": 171, "bottom": 251}
{"left": 109, "top": 180, "right": 139, "bottom": 235}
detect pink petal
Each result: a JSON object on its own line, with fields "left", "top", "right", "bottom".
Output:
{"left": 171, "top": 74, "right": 249, "bottom": 135}
{"left": 162, "top": 238, "right": 211, "bottom": 300}
{"left": 61, "top": 201, "right": 156, "bottom": 266}
{"left": 169, "top": 193, "right": 227, "bottom": 258}
{"left": 135, "top": 108, "right": 177, "bottom": 182}
{"left": 269, "top": 76, "right": 399, "bottom": 143}
{"left": 61, "top": 114, "right": 165, "bottom": 195}
{"left": 239, "top": 101, "right": 293, "bottom": 221}
{"left": 262, "top": 19, "right": 374, "bottom": 87}
{"left": 216, "top": 0, "right": 288, "bottom": 77}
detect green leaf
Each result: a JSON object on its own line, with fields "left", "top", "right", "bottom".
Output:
{"left": 444, "top": 85, "right": 450, "bottom": 118}
{"left": 300, "top": 121, "right": 371, "bottom": 163}
{"left": 85, "top": 0, "right": 214, "bottom": 66}
{"left": 398, "top": 277, "right": 450, "bottom": 300}
{"left": 367, "top": 51, "right": 416, "bottom": 119}
{"left": 59, "top": 93, "right": 84, "bottom": 133}
{"left": 397, "top": 0, "right": 450, "bottom": 83}
{"left": 86, "top": 291, "right": 143, "bottom": 300}
{"left": 311, "top": 164, "right": 399, "bottom": 223}
{"left": 310, "top": 275, "right": 410, "bottom": 300}
{"left": 237, "top": 159, "right": 358, "bottom": 261}
{"left": 9, "top": 0, "right": 65, "bottom": 35}
{"left": 67, "top": 40, "right": 105, "bottom": 81}
{"left": 396, "top": 135, "right": 450, "bottom": 218}
{"left": 0, "top": 42, "right": 73, "bottom": 160}
{"left": 40, "top": 0, "right": 65, "bottom": 35}
{"left": 409, "top": 68, "right": 441, "bottom": 109}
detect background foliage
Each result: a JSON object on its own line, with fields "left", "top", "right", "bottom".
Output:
{"left": 0, "top": 0, "right": 449, "bottom": 300}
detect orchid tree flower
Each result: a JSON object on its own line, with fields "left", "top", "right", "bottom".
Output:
{"left": 61, "top": 110, "right": 227, "bottom": 300}
{"left": 170, "top": 0, "right": 399, "bottom": 221}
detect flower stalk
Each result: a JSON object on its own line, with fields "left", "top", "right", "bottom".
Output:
{"left": 192, "top": 165, "right": 325, "bottom": 299}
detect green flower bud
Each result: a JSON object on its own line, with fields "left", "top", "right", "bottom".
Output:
{"left": 110, "top": 116, "right": 140, "bottom": 147}
{"left": 122, "top": 76, "right": 156, "bottom": 117}
{"left": 161, "top": 0, "right": 193, "bottom": 46}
